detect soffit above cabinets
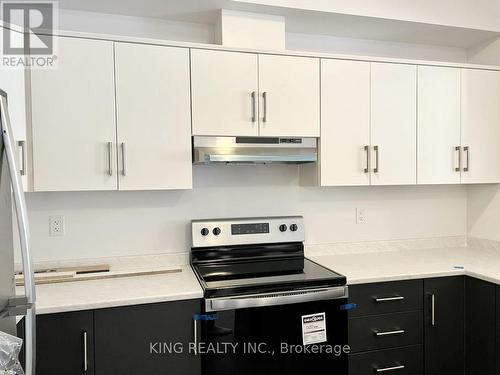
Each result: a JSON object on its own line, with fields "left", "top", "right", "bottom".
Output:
{"left": 55, "top": 0, "right": 500, "bottom": 49}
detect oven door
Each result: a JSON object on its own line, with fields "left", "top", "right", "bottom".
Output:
{"left": 199, "top": 286, "right": 349, "bottom": 375}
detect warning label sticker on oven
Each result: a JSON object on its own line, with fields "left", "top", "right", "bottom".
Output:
{"left": 301, "top": 312, "right": 327, "bottom": 345}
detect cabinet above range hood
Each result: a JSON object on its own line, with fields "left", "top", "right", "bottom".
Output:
{"left": 193, "top": 136, "right": 317, "bottom": 165}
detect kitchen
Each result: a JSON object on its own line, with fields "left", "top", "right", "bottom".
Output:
{"left": 1, "top": 0, "right": 500, "bottom": 374}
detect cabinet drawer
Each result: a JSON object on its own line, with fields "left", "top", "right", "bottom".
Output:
{"left": 349, "top": 280, "right": 422, "bottom": 317}
{"left": 349, "top": 345, "right": 423, "bottom": 375}
{"left": 349, "top": 311, "right": 423, "bottom": 353}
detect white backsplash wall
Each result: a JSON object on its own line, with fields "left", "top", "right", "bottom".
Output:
{"left": 467, "top": 184, "right": 500, "bottom": 242}
{"left": 20, "top": 165, "right": 467, "bottom": 262}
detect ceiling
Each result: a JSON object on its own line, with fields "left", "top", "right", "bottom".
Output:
{"left": 56, "top": 0, "right": 500, "bottom": 49}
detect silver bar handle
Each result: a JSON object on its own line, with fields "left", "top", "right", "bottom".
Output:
{"left": 364, "top": 146, "right": 370, "bottom": 173}
{"left": 0, "top": 93, "right": 36, "bottom": 375}
{"left": 374, "top": 296, "right": 405, "bottom": 303}
{"left": 262, "top": 92, "right": 267, "bottom": 123}
{"left": 464, "top": 146, "right": 469, "bottom": 172}
{"left": 374, "top": 329, "right": 405, "bottom": 337}
{"left": 251, "top": 91, "right": 256, "bottom": 123}
{"left": 18, "top": 140, "right": 26, "bottom": 176}
{"left": 376, "top": 365, "right": 406, "bottom": 373}
{"left": 455, "top": 146, "right": 461, "bottom": 172}
{"left": 431, "top": 294, "right": 435, "bottom": 326}
{"left": 193, "top": 318, "right": 198, "bottom": 355}
{"left": 206, "top": 286, "right": 347, "bottom": 312}
{"left": 107, "top": 142, "right": 113, "bottom": 176}
{"left": 83, "top": 330, "right": 88, "bottom": 372}
{"left": 373, "top": 145, "right": 379, "bottom": 173}
{"left": 121, "top": 142, "right": 126, "bottom": 176}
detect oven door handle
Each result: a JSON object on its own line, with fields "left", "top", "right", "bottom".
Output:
{"left": 205, "top": 286, "right": 348, "bottom": 312}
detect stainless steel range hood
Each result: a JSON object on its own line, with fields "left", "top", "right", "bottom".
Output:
{"left": 192, "top": 136, "right": 317, "bottom": 165}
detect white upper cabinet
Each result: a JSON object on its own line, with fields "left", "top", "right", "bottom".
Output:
{"left": 191, "top": 50, "right": 320, "bottom": 138}
{"left": 371, "top": 63, "right": 417, "bottom": 186}
{"left": 114, "top": 43, "right": 192, "bottom": 191}
{"left": 461, "top": 69, "right": 500, "bottom": 184}
{"left": 191, "top": 49, "right": 259, "bottom": 137}
{"left": 31, "top": 37, "right": 117, "bottom": 191}
{"left": 258, "top": 55, "right": 320, "bottom": 137}
{"left": 417, "top": 66, "right": 461, "bottom": 184}
{"left": 25, "top": 32, "right": 500, "bottom": 190}
{"left": 320, "top": 59, "right": 370, "bottom": 186}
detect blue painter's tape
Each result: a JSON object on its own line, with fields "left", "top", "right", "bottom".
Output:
{"left": 193, "top": 314, "right": 218, "bottom": 321}
{"left": 340, "top": 303, "right": 358, "bottom": 311}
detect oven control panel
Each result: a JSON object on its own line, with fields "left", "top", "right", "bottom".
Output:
{"left": 231, "top": 222, "right": 269, "bottom": 235}
{"left": 191, "top": 216, "right": 304, "bottom": 248}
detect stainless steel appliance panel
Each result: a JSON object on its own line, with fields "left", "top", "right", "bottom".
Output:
{"left": 0, "top": 131, "right": 15, "bottom": 335}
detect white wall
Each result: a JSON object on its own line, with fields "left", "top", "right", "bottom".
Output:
{"left": 287, "top": 33, "right": 467, "bottom": 62}
{"left": 467, "top": 36, "right": 500, "bottom": 65}
{"left": 14, "top": 9, "right": 471, "bottom": 263}
{"left": 56, "top": 9, "right": 468, "bottom": 62}
{"left": 22, "top": 166, "right": 467, "bottom": 262}
{"left": 58, "top": 9, "right": 214, "bottom": 43}
{"left": 467, "top": 185, "right": 500, "bottom": 241}
{"left": 234, "top": 0, "right": 500, "bottom": 32}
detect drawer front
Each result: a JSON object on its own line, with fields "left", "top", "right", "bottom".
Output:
{"left": 349, "top": 280, "right": 423, "bottom": 317}
{"left": 349, "top": 345, "right": 423, "bottom": 375}
{"left": 349, "top": 311, "right": 423, "bottom": 353}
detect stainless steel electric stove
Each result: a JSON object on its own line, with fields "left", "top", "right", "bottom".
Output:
{"left": 190, "top": 216, "right": 349, "bottom": 375}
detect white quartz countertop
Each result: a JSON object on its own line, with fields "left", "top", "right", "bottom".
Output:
{"left": 310, "top": 246, "right": 500, "bottom": 286}
{"left": 21, "top": 243, "right": 500, "bottom": 316}
{"left": 18, "top": 265, "right": 203, "bottom": 315}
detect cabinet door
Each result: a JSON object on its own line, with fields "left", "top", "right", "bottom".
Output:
{"left": 349, "top": 345, "right": 423, "bottom": 375}
{"left": 497, "top": 286, "right": 500, "bottom": 375}
{"left": 320, "top": 59, "right": 370, "bottom": 186}
{"left": 423, "top": 277, "right": 464, "bottom": 375}
{"left": 18, "top": 311, "right": 94, "bottom": 375}
{"left": 465, "top": 277, "right": 496, "bottom": 375}
{"left": 31, "top": 37, "right": 117, "bottom": 191}
{"left": 417, "top": 66, "right": 461, "bottom": 185}
{"left": 191, "top": 49, "right": 258, "bottom": 136}
{"left": 95, "top": 299, "right": 201, "bottom": 375}
{"left": 114, "top": 43, "right": 192, "bottom": 190}
{"left": 461, "top": 69, "right": 500, "bottom": 183}
{"left": 371, "top": 63, "right": 417, "bottom": 185}
{"left": 259, "top": 55, "right": 320, "bottom": 137}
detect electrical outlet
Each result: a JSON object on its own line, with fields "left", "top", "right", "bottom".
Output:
{"left": 49, "top": 215, "right": 65, "bottom": 237}
{"left": 356, "top": 208, "right": 367, "bottom": 224}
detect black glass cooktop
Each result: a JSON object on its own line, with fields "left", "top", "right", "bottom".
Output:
{"left": 192, "top": 258, "right": 346, "bottom": 299}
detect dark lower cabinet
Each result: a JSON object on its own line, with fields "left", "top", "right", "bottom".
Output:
{"left": 22, "top": 278, "right": 500, "bottom": 375}
{"left": 423, "top": 276, "right": 464, "bottom": 375}
{"left": 348, "top": 280, "right": 423, "bottom": 317}
{"left": 349, "top": 345, "right": 423, "bottom": 375}
{"left": 17, "top": 311, "right": 95, "bottom": 375}
{"left": 465, "top": 277, "right": 496, "bottom": 375}
{"left": 94, "top": 299, "right": 201, "bottom": 375}
{"left": 348, "top": 281, "right": 424, "bottom": 375}
{"left": 497, "top": 286, "right": 500, "bottom": 375}
{"left": 349, "top": 311, "right": 423, "bottom": 353}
